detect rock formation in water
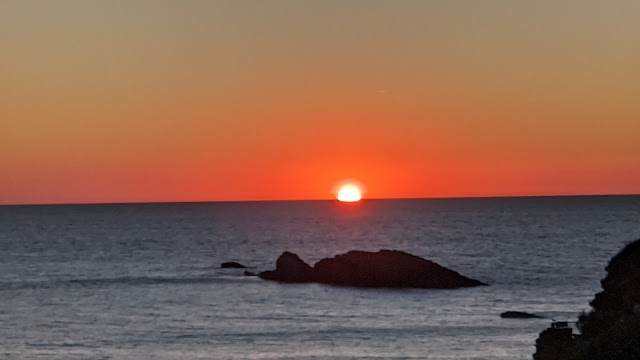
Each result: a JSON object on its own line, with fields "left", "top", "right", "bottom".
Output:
{"left": 500, "top": 311, "right": 544, "bottom": 319}
{"left": 259, "top": 250, "right": 487, "bottom": 289}
{"left": 259, "top": 252, "right": 315, "bottom": 283}
{"left": 533, "top": 238, "right": 640, "bottom": 360}
{"left": 220, "top": 262, "right": 247, "bottom": 269}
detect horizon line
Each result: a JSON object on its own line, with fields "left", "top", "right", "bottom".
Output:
{"left": 1, "top": 192, "right": 638, "bottom": 207}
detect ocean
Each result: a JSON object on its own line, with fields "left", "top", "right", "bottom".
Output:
{"left": 1, "top": 196, "right": 639, "bottom": 359}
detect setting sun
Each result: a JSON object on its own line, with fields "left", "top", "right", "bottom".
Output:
{"left": 336, "top": 184, "right": 363, "bottom": 202}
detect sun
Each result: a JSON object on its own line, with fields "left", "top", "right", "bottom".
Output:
{"left": 336, "top": 183, "right": 363, "bottom": 202}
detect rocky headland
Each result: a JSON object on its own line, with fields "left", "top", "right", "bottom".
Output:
{"left": 534, "top": 238, "right": 640, "bottom": 360}
{"left": 259, "top": 250, "right": 487, "bottom": 289}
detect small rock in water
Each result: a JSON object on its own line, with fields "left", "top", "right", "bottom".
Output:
{"left": 220, "top": 262, "right": 246, "bottom": 269}
{"left": 243, "top": 271, "right": 256, "bottom": 276}
{"left": 500, "top": 311, "right": 544, "bottom": 319}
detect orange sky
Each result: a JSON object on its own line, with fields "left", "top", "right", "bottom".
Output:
{"left": 1, "top": 1, "right": 639, "bottom": 204}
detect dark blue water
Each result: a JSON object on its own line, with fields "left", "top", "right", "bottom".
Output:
{"left": 1, "top": 196, "right": 639, "bottom": 359}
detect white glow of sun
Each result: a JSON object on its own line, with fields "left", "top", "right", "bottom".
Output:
{"left": 336, "top": 184, "right": 362, "bottom": 202}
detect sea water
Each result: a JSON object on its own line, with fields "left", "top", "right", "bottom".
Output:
{"left": 1, "top": 196, "right": 639, "bottom": 359}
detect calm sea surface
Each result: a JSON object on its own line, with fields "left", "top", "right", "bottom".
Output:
{"left": 1, "top": 196, "right": 639, "bottom": 359}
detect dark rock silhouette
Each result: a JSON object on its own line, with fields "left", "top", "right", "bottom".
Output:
{"left": 220, "top": 262, "right": 247, "bottom": 269}
{"left": 534, "top": 238, "right": 640, "bottom": 360}
{"left": 243, "top": 271, "right": 256, "bottom": 276}
{"left": 259, "top": 252, "right": 315, "bottom": 283}
{"left": 589, "top": 239, "right": 640, "bottom": 317}
{"left": 259, "top": 250, "right": 487, "bottom": 288}
{"left": 535, "top": 325, "right": 576, "bottom": 360}
{"left": 500, "top": 311, "right": 544, "bottom": 319}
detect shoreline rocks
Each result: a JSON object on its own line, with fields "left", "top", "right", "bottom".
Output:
{"left": 533, "top": 238, "right": 640, "bottom": 360}
{"left": 259, "top": 250, "right": 487, "bottom": 289}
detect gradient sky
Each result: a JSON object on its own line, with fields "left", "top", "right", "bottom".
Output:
{"left": 1, "top": 1, "right": 639, "bottom": 204}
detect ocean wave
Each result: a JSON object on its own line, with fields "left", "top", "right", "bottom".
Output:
{"left": 27, "top": 342, "right": 99, "bottom": 349}
{"left": 0, "top": 275, "right": 238, "bottom": 291}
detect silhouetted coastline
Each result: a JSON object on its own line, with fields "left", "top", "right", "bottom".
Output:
{"left": 534, "top": 239, "right": 640, "bottom": 359}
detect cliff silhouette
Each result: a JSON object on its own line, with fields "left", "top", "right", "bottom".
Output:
{"left": 534, "top": 238, "right": 640, "bottom": 360}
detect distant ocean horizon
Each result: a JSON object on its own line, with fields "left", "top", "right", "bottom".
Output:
{"left": 2, "top": 195, "right": 639, "bottom": 359}
{"left": 3, "top": 192, "right": 639, "bottom": 207}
